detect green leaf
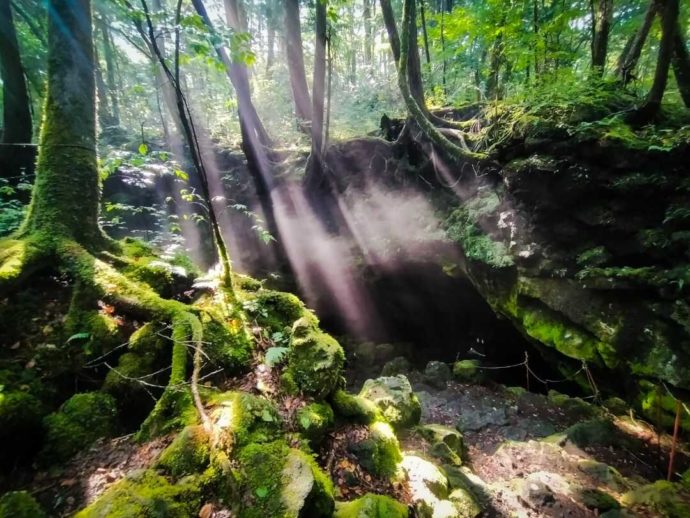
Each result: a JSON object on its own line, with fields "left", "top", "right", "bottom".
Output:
{"left": 255, "top": 487, "right": 268, "bottom": 498}
{"left": 67, "top": 332, "right": 90, "bottom": 343}
{"left": 261, "top": 409, "right": 274, "bottom": 422}
{"left": 138, "top": 143, "right": 149, "bottom": 155}
{"left": 174, "top": 169, "right": 189, "bottom": 181}
{"left": 265, "top": 347, "right": 289, "bottom": 368}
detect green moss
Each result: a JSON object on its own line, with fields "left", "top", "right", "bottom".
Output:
{"left": 621, "top": 480, "right": 690, "bottom": 517}
{"left": 358, "top": 375, "right": 421, "bottom": 429}
{"left": 237, "top": 440, "right": 335, "bottom": 518}
{"left": 0, "top": 491, "right": 46, "bottom": 518}
{"left": 137, "top": 387, "right": 197, "bottom": 441}
{"left": 75, "top": 469, "right": 208, "bottom": 518}
{"left": 40, "top": 392, "right": 117, "bottom": 464}
{"left": 331, "top": 390, "right": 382, "bottom": 424}
{"left": 249, "top": 290, "right": 308, "bottom": 332}
{"left": 287, "top": 326, "right": 344, "bottom": 399}
{"left": 350, "top": 422, "right": 403, "bottom": 478}
{"left": 546, "top": 418, "right": 622, "bottom": 449}
{"left": 208, "top": 391, "right": 282, "bottom": 448}
{"left": 576, "top": 246, "right": 611, "bottom": 267}
{"left": 157, "top": 425, "right": 211, "bottom": 478}
{"left": 199, "top": 314, "right": 252, "bottom": 373}
{"left": 334, "top": 493, "right": 409, "bottom": 517}
{"left": 296, "top": 402, "right": 334, "bottom": 445}
{"left": 445, "top": 206, "right": 513, "bottom": 268}
{"left": 636, "top": 381, "right": 690, "bottom": 430}
{"left": 681, "top": 469, "right": 690, "bottom": 490}
{"left": 235, "top": 273, "right": 262, "bottom": 291}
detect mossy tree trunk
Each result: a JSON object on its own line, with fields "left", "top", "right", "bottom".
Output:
{"left": 616, "top": 0, "right": 659, "bottom": 84}
{"left": 590, "top": 0, "right": 613, "bottom": 75}
{"left": 284, "top": 0, "right": 312, "bottom": 125}
{"left": 671, "top": 20, "right": 690, "bottom": 107}
{"left": 20, "top": 0, "right": 106, "bottom": 249}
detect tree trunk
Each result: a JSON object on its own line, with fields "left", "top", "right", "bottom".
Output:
{"left": 633, "top": 0, "right": 679, "bottom": 123}
{"left": 0, "top": 0, "right": 34, "bottom": 184}
{"left": 363, "top": 0, "right": 373, "bottom": 66}
{"left": 21, "top": 0, "right": 103, "bottom": 246}
{"left": 283, "top": 0, "right": 312, "bottom": 124}
{"left": 380, "top": 0, "right": 401, "bottom": 62}
{"left": 616, "top": 0, "right": 658, "bottom": 84}
{"left": 94, "top": 44, "right": 112, "bottom": 129}
{"left": 99, "top": 16, "right": 120, "bottom": 125}
{"left": 419, "top": 0, "right": 431, "bottom": 66}
{"left": 671, "top": 20, "right": 690, "bottom": 107}
{"left": 311, "top": 0, "right": 327, "bottom": 160}
{"left": 590, "top": 0, "right": 613, "bottom": 75}
{"left": 486, "top": 16, "right": 506, "bottom": 99}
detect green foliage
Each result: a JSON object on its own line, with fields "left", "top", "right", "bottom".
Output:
{"left": 0, "top": 491, "right": 46, "bottom": 518}
{"left": 296, "top": 402, "right": 334, "bottom": 444}
{"left": 40, "top": 392, "right": 118, "bottom": 464}
{"left": 334, "top": 493, "right": 409, "bottom": 518}
{"left": 0, "top": 179, "right": 30, "bottom": 237}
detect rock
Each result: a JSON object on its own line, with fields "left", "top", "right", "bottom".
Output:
{"left": 547, "top": 390, "right": 600, "bottom": 419}
{"left": 455, "top": 405, "right": 508, "bottom": 432}
{"left": 331, "top": 390, "right": 382, "bottom": 424}
{"left": 401, "top": 454, "right": 449, "bottom": 501}
{"left": 520, "top": 479, "right": 555, "bottom": 507}
{"left": 348, "top": 422, "right": 402, "bottom": 478}
{"left": 452, "top": 360, "right": 481, "bottom": 382}
{"left": 286, "top": 319, "right": 345, "bottom": 399}
{"left": 334, "top": 493, "right": 409, "bottom": 517}
{"left": 448, "top": 488, "right": 481, "bottom": 517}
{"left": 358, "top": 375, "right": 421, "bottom": 429}
{"left": 575, "top": 487, "right": 620, "bottom": 511}
{"left": 238, "top": 440, "right": 334, "bottom": 518}
{"left": 555, "top": 418, "right": 623, "bottom": 449}
{"left": 0, "top": 491, "right": 46, "bottom": 518}
{"left": 424, "top": 361, "right": 452, "bottom": 389}
{"left": 417, "top": 424, "right": 463, "bottom": 455}
{"left": 577, "top": 460, "right": 629, "bottom": 493}
{"left": 381, "top": 356, "right": 412, "bottom": 377}
{"left": 431, "top": 442, "right": 462, "bottom": 466}
{"left": 296, "top": 402, "right": 334, "bottom": 445}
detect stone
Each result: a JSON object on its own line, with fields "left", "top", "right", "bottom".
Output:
{"left": 381, "top": 356, "right": 412, "bottom": 377}
{"left": 358, "top": 375, "right": 421, "bottom": 429}
{"left": 455, "top": 405, "right": 508, "bottom": 432}
{"left": 417, "top": 424, "right": 463, "bottom": 455}
{"left": 333, "top": 494, "right": 408, "bottom": 517}
{"left": 424, "top": 361, "right": 452, "bottom": 389}
{"left": 448, "top": 488, "right": 481, "bottom": 517}
{"left": 348, "top": 422, "right": 402, "bottom": 478}
{"left": 401, "top": 454, "right": 449, "bottom": 501}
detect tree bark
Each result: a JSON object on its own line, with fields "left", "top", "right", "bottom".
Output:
{"left": 363, "top": 0, "right": 373, "bottom": 66}
{"left": 21, "top": 0, "right": 103, "bottom": 245}
{"left": 380, "top": 0, "right": 401, "bottom": 62}
{"left": 590, "top": 0, "right": 614, "bottom": 75}
{"left": 671, "top": 20, "right": 690, "bottom": 107}
{"left": 616, "top": 0, "right": 658, "bottom": 84}
{"left": 486, "top": 16, "right": 506, "bottom": 99}
{"left": 0, "top": 0, "right": 34, "bottom": 184}
{"left": 283, "top": 0, "right": 312, "bottom": 123}
{"left": 99, "top": 16, "right": 120, "bottom": 125}
{"left": 633, "top": 0, "right": 679, "bottom": 123}
{"left": 419, "top": 0, "right": 431, "bottom": 66}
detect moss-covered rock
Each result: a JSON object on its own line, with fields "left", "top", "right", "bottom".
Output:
{"left": 296, "top": 402, "right": 334, "bottom": 445}
{"left": 417, "top": 424, "right": 463, "bottom": 455}
{"left": 334, "top": 493, "right": 409, "bottom": 517}
{"left": 331, "top": 389, "right": 383, "bottom": 423}
{"left": 251, "top": 290, "right": 308, "bottom": 332}
{"left": 286, "top": 320, "right": 344, "bottom": 399}
{"left": 547, "top": 418, "right": 621, "bottom": 449}
{"left": 209, "top": 391, "right": 282, "bottom": 449}
{"left": 137, "top": 387, "right": 197, "bottom": 441}
{"left": 349, "top": 421, "right": 403, "bottom": 478}
{"left": 237, "top": 440, "right": 334, "bottom": 518}
{"left": 0, "top": 389, "right": 43, "bottom": 464}
{"left": 198, "top": 314, "right": 252, "bottom": 373}
{"left": 621, "top": 480, "right": 690, "bottom": 517}
{"left": 157, "top": 425, "right": 211, "bottom": 478}
{"left": 0, "top": 491, "right": 46, "bottom": 518}
{"left": 358, "top": 375, "right": 421, "bottom": 429}
{"left": 40, "top": 392, "right": 117, "bottom": 464}
{"left": 424, "top": 361, "right": 452, "bottom": 389}
{"left": 452, "top": 360, "right": 481, "bottom": 382}
{"left": 448, "top": 488, "right": 482, "bottom": 517}
{"left": 75, "top": 469, "right": 209, "bottom": 518}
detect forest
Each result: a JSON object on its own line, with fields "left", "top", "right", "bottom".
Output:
{"left": 1, "top": 0, "right": 690, "bottom": 516}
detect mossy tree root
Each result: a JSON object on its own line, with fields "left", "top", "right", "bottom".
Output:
{"left": 0, "top": 234, "right": 213, "bottom": 439}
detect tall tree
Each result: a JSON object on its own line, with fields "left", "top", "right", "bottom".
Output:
{"left": 20, "top": 0, "right": 102, "bottom": 245}
{"left": 363, "top": 0, "right": 373, "bottom": 66}
{"left": 671, "top": 20, "right": 690, "bottom": 107}
{"left": 616, "top": 0, "right": 658, "bottom": 84}
{"left": 99, "top": 15, "right": 121, "bottom": 125}
{"left": 633, "top": 0, "right": 679, "bottom": 123}
{"left": 311, "top": 0, "right": 327, "bottom": 163}
{"left": 0, "top": 0, "right": 34, "bottom": 184}
{"left": 590, "top": 0, "right": 614, "bottom": 75}
{"left": 283, "top": 0, "right": 312, "bottom": 124}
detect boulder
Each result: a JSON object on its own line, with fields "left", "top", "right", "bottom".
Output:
{"left": 348, "top": 422, "right": 403, "bottom": 478}
{"left": 296, "top": 402, "right": 334, "bottom": 445}
{"left": 358, "top": 375, "right": 421, "bottom": 429}
{"left": 381, "top": 356, "right": 412, "bottom": 377}
{"left": 452, "top": 360, "right": 481, "bottom": 383}
{"left": 424, "top": 361, "right": 452, "bottom": 389}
